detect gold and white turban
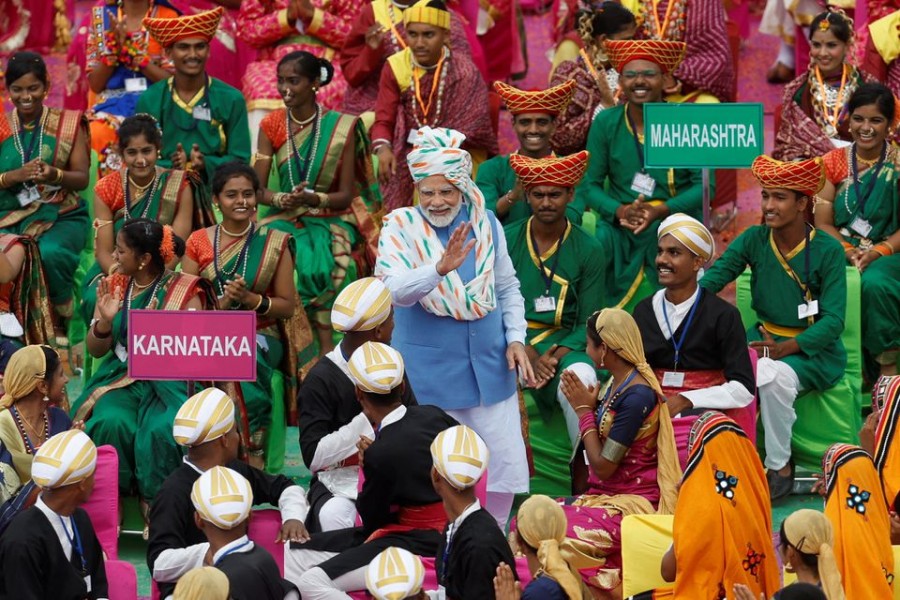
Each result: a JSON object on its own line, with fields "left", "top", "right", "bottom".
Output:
{"left": 365, "top": 547, "right": 425, "bottom": 600}
{"left": 32, "top": 430, "right": 97, "bottom": 489}
{"left": 173, "top": 388, "right": 235, "bottom": 447}
{"left": 348, "top": 342, "right": 405, "bottom": 395}
{"left": 657, "top": 213, "right": 715, "bottom": 263}
{"left": 190, "top": 466, "right": 253, "bottom": 530}
{"left": 332, "top": 277, "right": 393, "bottom": 333}
{"left": 430, "top": 425, "right": 488, "bottom": 490}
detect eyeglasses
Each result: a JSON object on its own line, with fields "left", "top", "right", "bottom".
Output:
{"left": 622, "top": 69, "right": 661, "bottom": 80}
{"left": 418, "top": 187, "right": 458, "bottom": 200}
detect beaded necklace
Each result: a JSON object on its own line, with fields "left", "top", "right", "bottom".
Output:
{"left": 642, "top": 0, "right": 686, "bottom": 41}
{"left": 10, "top": 405, "right": 49, "bottom": 454}
{"left": 122, "top": 166, "right": 160, "bottom": 220}
{"left": 595, "top": 368, "right": 638, "bottom": 435}
{"left": 212, "top": 222, "right": 255, "bottom": 297}
{"left": 385, "top": 2, "right": 407, "bottom": 52}
{"left": 286, "top": 104, "right": 322, "bottom": 191}
{"left": 409, "top": 47, "right": 449, "bottom": 128}
{"left": 810, "top": 65, "right": 856, "bottom": 138}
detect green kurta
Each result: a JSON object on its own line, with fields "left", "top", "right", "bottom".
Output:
{"left": 135, "top": 76, "right": 251, "bottom": 188}
{"left": 505, "top": 218, "right": 607, "bottom": 419}
{"left": 700, "top": 225, "right": 847, "bottom": 391}
{"left": 575, "top": 104, "right": 709, "bottom": 308}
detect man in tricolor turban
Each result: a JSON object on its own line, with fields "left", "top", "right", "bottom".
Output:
{"left": 299, "top": 277, "right": 416, "bottom": 533}
{"left": 575, "top": 39, "right": 711, "bottom": 311}
{"left": 632, "top": 214, "right": 755, "bottom": 465}
{"left": 476, "top": 80, "right": 579, "bottom": 225}
{"left": 430, "top": 425, "right": 517, "bottom": 599}
{"left": 285, "top": 342, "right": 458, "bottom": 598}
{"left": 376, "top": 126, "right": 531, "bottom": 529}
{"left": 0, "top": 430, "right": 109, "bottom": 599}
{"left": 149, "top": 388, "right": 309, "bottom": 599}
{"left": 701, "top": 155, "right": 847, "bottom": 500}
{"left": 190, "top": 466, "right": 298, "bottom": 599}
{"left": 504, "top": 151, "right": 608, "bottom": 448}
{"left": 370, "top": 0, "right": 497, "bottom": 211}
{"left": 365, "top": 547, "right": 425, "bottom": 600}
{"left": 137, "top": 6, "right": 251, "bottom": 190}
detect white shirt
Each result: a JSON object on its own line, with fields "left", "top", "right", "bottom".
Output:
{"left": 651, "top": 288, "right": 754, "bottom": 412}
{"left": 381, "top": 213, "right": 527, "bottom": 346}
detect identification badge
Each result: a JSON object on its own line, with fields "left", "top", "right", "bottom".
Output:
{"left": 124, "top": 77, "right": 148, "bottom": 92}
{"left": 534, "top": 295, "right": 557, "bottom": 313}
{"left": 797, "top": 300, "right": 819, "bottom": 319}
{"left": 849, "top": 216, "right": 873, "bottom": 238}
{"left": 830, "top": 138, "right": 852, "bottom": 149}
{"left": 630, "top": 172, "right": 656, "bottom": 196}
{"left": 115, "top": 343, "right": 128, "bottom": 363}
{"left": 192, "top": 106, "right": 211, "bottom": 121}
{"left": 16, "top": 187, "right": 40, "bottom": 207}
{"left": 661, "top": 371, "right": 685, "bottom": 388}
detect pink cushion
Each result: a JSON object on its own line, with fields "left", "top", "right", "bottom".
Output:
{"left": 106, "top": 559, "right": 137, "bottom": 600}
{"left": 81, "top": 445, "right": 120, "bottom": 560}
{"left": 248, "top": 509, "right": 286, "bottom": 576}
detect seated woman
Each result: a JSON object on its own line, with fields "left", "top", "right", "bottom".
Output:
{"left": 555, "top": 308, "right": 680, "bottom": 597}
{"left": 0, "top": 345, "right": 74, "bottom": 534}
{"left": 866, "top": 375, "right": 900, "bottom": 527}
{"left": 773, "top": 11, "right": 877, "bottom": 162}
{"left": 0, "top": 52, "right": 91, "bottom": 334}
{"left": 815, "top": 83, "right": 900, "bottom": 377}
{"left": 71, "top": 219, "right": 214, "bottom": 532}
{"left": 82, "top": 0, "right": 176, "bottom": 176}
{"left": 0, "top": 234, "right": 54, "bottom": 347}
{"left": 183, "top": 162, "right": 309, "bottom": 468}
{"left": 821, "top": 443, "right": 894, "bottom": 599}
{"left": 495, "top": 494, "right": 588, "bottom": 600}
{"left": 549, "top": 3, "right": 636, "bottom": 156}
{"left": 80, "top": 113, "right": 212, "bottom": 323}
{"left": 254, "top": 51, "right": 378, "bottom": 356}
{"left": 643, "top": 412, "right": 779, "bottom": 599}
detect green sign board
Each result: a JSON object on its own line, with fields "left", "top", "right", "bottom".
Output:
{"left": 643, "top": 102, "right": 764, "bottom": 169}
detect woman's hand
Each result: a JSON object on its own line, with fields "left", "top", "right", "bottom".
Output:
{"left": 71, "top": 420, "right": 86, "bottom": 431}
{"left": 222, "top": 276, "right": 251, "bottom": 306}
{"left": 33, "top": 161, "right": 59, "bottom": 184}
{"left": 859, "top": 409, "right": 880, "bottom": 456}
{"left": 96, "top": 276, "right": 124, "bottom": 324}
{"left": 732, "top": 584, "right": 764, "bottom": 600}
{"left": 6, "top": 159, "right": 42, "bottom": 185}
{"left": 493, "top": 563, "right": 521, "bottom": 600}
{"left": 376, "top": 146, "right": 396, "bottom": 185}
{"left": 560, "top": 369, "right": 599, "bottom": 414}
{"left": 533, "top": 344, "right": 560, "bottom": 389}
{"left": 856, "top": 250, "right": 881, "bottom": 273}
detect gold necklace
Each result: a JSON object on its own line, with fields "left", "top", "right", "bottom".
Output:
{"left": 132, "top": 277, "right": 154, "bottom": 290}
{"left": 855, "top": 153, "right": 878, "bottom": 168}
{"left": 128, "top": 175, "right": 153, "bottom": 194}
{"left": 18, "top": 410, "right": 46, "bottom": 440}
{"left": 289, "top": 108, "right": 317, "bottom": 127}
{"left": 221, "top": 221, "right": 253, "bottom": 237}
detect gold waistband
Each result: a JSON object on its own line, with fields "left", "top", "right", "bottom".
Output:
{"left": 762, "top": 321, "right": 806, "bottom": 338}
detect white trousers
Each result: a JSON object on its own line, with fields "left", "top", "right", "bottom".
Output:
{"left": 284, "top": 548, "right": 367, "bottom": 599}
{"left": 756, "top": 357, "right": 801, "bottom": 471}
{"left": 318, "top": 496, "right": 358, "bottom": 532}
{"left": 555, "top": 362, "right": 599, "bottom": 449}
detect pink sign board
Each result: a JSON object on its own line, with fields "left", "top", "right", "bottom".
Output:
{"left": 127, "top": 310, "right": 257, "bottom": 381}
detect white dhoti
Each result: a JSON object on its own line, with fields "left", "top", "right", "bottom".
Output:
{"left": 756, "top": 356, "right": 802, "bottom": 471}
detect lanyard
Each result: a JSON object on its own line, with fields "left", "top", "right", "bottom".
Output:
{"left": 774, "top": 225, "right": 812, "bottom": 303}
{"left": 214, "top": 540, "right": 252, "bottom": 566}
{"left": 850, "top": 142, "right": 886, "bottom": 216}
{"left": 662, "top": 288, "right": 702, "bottom": 370}
{"left": 529, "top": 222, "right": 567, "bottom": 295}
{"left": 17, "top": 122, "right": 42, "bottom": 164}
{"left": 58, "top": 515, "right": 87, "bottom": 576}
{"left": 288, "top": 105, "right": 319, "bottom": 185}
{"left": 440, "top": 522, "right": 455, "bottom": 586}
{"left": 162, "top": 76, "right": 211, "bottom": 133}
{"left": 625, "top": 106, "right": 646, "bottom": 173}
{"left": 595, "top": 368, "right": 639, "bottom": 421}
{"left": 413, "top": 52, "right": 446, "bottom": 121}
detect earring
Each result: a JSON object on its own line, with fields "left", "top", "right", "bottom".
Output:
{"left": 42, "top": 396, "right": 49, "bottom": 403}
{"left": 139, "top": 262, "right": 145, "bottom": 270}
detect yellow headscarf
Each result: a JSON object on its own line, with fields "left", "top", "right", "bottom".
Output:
{"left": 0, "top": 345, "right": 51, "bottom": 409}
{"left": 783, "top": 509, "right": 846, "bottom": 600}
{"left": 173, "top": 567, "right": 230, "bottom": 600}
{"left": 593, "top": 308, "right": 681, "bottom": 514}
{"left": 517, "top": 495, "right": 586, "bottom": 600}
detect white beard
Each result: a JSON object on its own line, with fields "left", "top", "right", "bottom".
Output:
{"left": 421, "top": 202, "right": 463, "bottom": 228}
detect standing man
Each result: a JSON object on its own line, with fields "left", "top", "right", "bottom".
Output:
{"left": 575, "top": 39, "right": 710, "bottom": 310}
{"left": 376, "top": 126, "right": 533, "bottom": 527}
{"left": 476, "top": 80, "right": 579, "bottom": 225}
{"left": 139, "top": 7, "right": 251, "bottom": 191}
{"left": 504, "top": 151, "right": 606, "bottom": 447}
{"left": 700, "top": 155, "right": 847, "bottom": 500}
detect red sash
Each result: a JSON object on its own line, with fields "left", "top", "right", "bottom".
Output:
{"left": 653, "top": 368, "right": 726, "bottom": 399}
{"left": 366, "top": 501, "right": 447, "bottom": 541}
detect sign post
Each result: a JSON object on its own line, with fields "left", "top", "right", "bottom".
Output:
{"left": 643, "top": 102, "right": 764, "bottom": 226}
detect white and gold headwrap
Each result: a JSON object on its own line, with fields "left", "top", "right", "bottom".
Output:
{"left": 657, "top": 213, "right": 715, "bottom": 263}
{"left": 32, "top": 430, "right": 97, "bottom": 489}
{"left": 430, "top": 425, "right": 488, "bottom": 490}
{"left": 375, "top": 127, "right": 497, "bottom": 322}
{"left": 348, "top": 342, "right": 405, "bottom": 394}
{"left": 173, "top": 388, "right": 235, "bottom": 447}
{"left": 332, "top": 277, "right": 393, "bottom": 333}
{"left": 190, "top": 466, "right": 253, "bottom": 530}
{"left": 365, "top": 547, "right": 425, "bottom": 600}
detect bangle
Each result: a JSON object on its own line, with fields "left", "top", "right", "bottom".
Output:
{"left": 53, "top": 168, "right": 64, "bottom": 184}
{"left": 841, "top": 241, "right": 854, "bottom": 252}
{"left": 578, "top": 410, "right": 596, "bottom": 435}
{"left": 272, "top": 193, "right": 285, "bottom": 209}
{"left": 254, "top": 152, "right": 272, "bottom": 163}
{"left": 580, "top": 427, "right": 598, "bottom": 442}
{"left": 258, "top": 296, "right": 272, "bottom": 316}
{"left": 572, "top": 404, "right": 594, "bottom": 412}
{"left": 873, "top": 243, "right": 893, "bottom": 257}
{"left": 317, "top": 192, "right": 329, "bottom": 209}
{"left": 92, "top": 319, "right": 112, "bottom": 339}
{"left": 249, "top": 294, "right": 264, "bottom": 311}
{"left": 0, "top": 173, "right": 6, "bottom": 188}
{"left": 883, "top": 240, "right": 896, "bottom": 254}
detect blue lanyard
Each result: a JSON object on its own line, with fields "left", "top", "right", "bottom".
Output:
{"left": 596, "top": 369, "right": 639, "bottom": 421}
{"left": 440, "top": 523, "right": 455, "bottom": 586}
{"left": 662, "top": 288, "right": 703, "bottom": 370}
{"left": 58, "top": 514, "right": 87, "bottom": 575}
{"left": 214, "top": 540, "right": 252, "bottom": 566}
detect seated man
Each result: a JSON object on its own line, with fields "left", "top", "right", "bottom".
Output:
{"left": 138, "top": 7, "right": 251, "bottom": 191}
{"left": 633, "top": 214, "right": 755, "bottom": 462}
{"left": 149, "top": 388, "right": 309, "bottom": 599}
{"left": 575, "top": 39, "right": 709, "bottom": 310}
{"left": 0, "top": 431, "right": 108, "bottom": 600}
{"left": 371, "top": 0, "right": 497, "bottom": 210}
{"left": 432, "top": 425, "right": 517, "bottom": 599}
{"left": 700, "top": 155, "right": 847, "bottom": 500}
{"left": 286, "top": 342, "right": 458, "bottom": 596}
{"left": 365, "top": 547, "right": 425, "bottom": 600}
{"left": 505, "top": 151, "right": 607, "bottom": 445}
{"left": 191, "top": 466, "right": 298, "bottom": 600}
{"left": 299, "top": 277, "right": 416, "bottom": 533}
{"left": 476, "top": 80, "right": 577, "bottom": 224}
